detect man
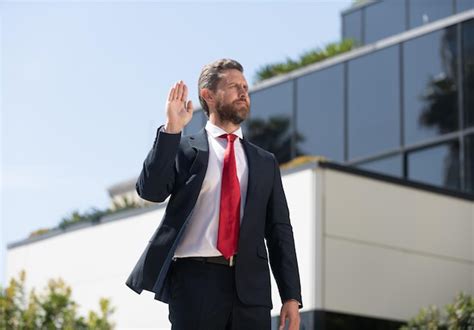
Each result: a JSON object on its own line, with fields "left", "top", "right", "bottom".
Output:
{"left": 126, "top": 59, "right": 302, "bottom": 330}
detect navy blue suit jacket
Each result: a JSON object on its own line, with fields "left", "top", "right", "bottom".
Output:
{"left": 125, "top": 125, "right": 302, "bottom": 308}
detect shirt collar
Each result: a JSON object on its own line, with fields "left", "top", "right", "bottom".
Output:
{"left": 205, "top": 121, "right": 244, "bottom": 140}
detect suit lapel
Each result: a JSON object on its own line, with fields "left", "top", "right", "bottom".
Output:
{"left": 188, "top": 128, "right": 210, "bottom": 175}
{"left": 240, "top": 138, "right": 258, "bottom": 224}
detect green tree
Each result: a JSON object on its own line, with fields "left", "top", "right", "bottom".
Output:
{"left": 0, "top": 270, "right": 115, "bottom": 329}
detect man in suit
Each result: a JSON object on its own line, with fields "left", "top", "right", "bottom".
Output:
{"left": 126, "top": 59, "right": 302, "bottom": 330}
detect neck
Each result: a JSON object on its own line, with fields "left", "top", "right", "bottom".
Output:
{"left": 209, "top": 113, "right": 240, "bottom": 134}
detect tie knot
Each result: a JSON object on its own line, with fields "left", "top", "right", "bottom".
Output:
{"left": 220, "top": 134, "right": 237, "bottom": 143}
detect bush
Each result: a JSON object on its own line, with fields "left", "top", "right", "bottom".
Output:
{"left": 401, "top": 292, "right": 474, "bottom": 330}
{"left": 254, "top": 39, "right": 355, "bottom": 82}
{"left": 0, "top": 270, "right": 115, "bottom": 329}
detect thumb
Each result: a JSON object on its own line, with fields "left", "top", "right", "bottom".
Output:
{"left": 186, "top": 100, "right": 193, "bottom": 113}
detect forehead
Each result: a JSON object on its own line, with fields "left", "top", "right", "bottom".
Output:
{"left": 218, "top": 69, "right": 247, "bottom": 85}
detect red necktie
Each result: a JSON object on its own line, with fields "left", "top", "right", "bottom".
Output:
{"left": 217, "top": 134, "right": 241, "bottom": 260}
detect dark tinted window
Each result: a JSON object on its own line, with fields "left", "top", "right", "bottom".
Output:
{"left": 348, "top": 45, "right": 400, "bottom": 159}
{"left": 462, "top": 19, "right": 474, "bottom": 128}
{"left": 409, "top": 0, "right": 453, "bottom": 28}
{"left": 184, "top": 109, "right": 206, "bottom": 135}
{"left": 355, "top": 154, "right": 403, "bottom": 177}
{"left": 342, "top": 9, "right": 363, "bottom": 46}
{"left": 464, "top": 134, "right": 474, "bottom": 193}
{"left": 246, "top": 81, "right": 294, "bottom": 163}
{"left": 365, "top": 0, "right": 406, "bottom": 44}
{"left": 296, "top": 65, "right": 344, "bottom": 162}
{"left": 403, "top": 27, "right": 458, "bottom": 144}
{"left": 408, "top": 140, "right": 460, "bottom": 190}
{"left": 457, "top": 0, "right": 474, "bottom": 12}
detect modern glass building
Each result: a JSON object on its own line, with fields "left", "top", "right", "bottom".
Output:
{"left": 186, "top": 2, "right": 474, "bottom": 195}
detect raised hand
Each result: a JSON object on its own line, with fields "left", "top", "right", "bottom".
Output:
{"left": 164, "top": 80, "right": 193, "bottom": 134}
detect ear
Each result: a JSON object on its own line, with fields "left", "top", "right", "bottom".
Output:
{"left": 200, "top": 88, "right": 215, "bottom": 107}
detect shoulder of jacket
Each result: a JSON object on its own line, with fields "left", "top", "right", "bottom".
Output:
{"left": 243, "top": 139, "right": 275, "bottom": 160}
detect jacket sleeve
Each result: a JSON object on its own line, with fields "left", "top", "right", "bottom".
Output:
{"left": 265, "top": 154, "right": 303, "bottom": 308}
{"left": 135, "top": 125, "right": 181, "bottom": 203}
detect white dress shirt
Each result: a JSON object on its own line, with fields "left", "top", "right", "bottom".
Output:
{"left": 173, "top": 121, "right": 249, "bottom": 258}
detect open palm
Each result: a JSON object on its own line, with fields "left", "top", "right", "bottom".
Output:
{"left": 165, "top": 80, "right": 193, "bottom": 133}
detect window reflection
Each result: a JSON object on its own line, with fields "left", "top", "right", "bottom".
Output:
{"left": 343, "top": 9, "right": 363, "bottom": 46}
{"left": 408, "top": 140, "right": 460, "bottom": 190}
{"left": 403, "top": 27, "right": 458, "bottom": 144}
{"left": 456, "top": 0, "right": 474, "bottom": 12}
{"left": 409, "top": 0, "right": 453, "bottom": 28}
{"left": 184, "top": 109, "right": 206, "bottom": 136}
{"left": 464, "top": 134, "right": 474, "bottom": 193}
{"left": 245, "top": 81, "right": 295, "bottom": 164}
{"left": 348, "top": 45, "right": 400, "bottom": 159}
{"left": 365, "top": 0, "right": 406, "bottom": 44}
{"left": 462, "top": 19, "right": 474, "bottom": 128}
{"left": 355, "top": 154, "right": 403, "bottom": 178}
{"left": 296, "top": 65, "right": 344, "bottom": 162}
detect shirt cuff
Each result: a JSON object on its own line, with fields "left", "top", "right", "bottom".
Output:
{"left": 284, "top": 299, "right": 302, "bottom": 308}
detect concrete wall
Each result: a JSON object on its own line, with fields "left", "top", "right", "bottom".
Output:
{"left": 320, "top": 168, "right": 474, "bottom": 321}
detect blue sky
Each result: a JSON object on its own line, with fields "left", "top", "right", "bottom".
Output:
{"left": 1, "top": 0, "right": 352, "bottom": 285}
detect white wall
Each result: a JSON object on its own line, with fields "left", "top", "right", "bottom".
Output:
{"left": 6, "top": 206, "right": 172, "bottom": 329}
{"left": 271, "top": 168, "right": 318, "bottom": 315}
{"left": 321, "top": 168, "right": 474, "bottom": 321}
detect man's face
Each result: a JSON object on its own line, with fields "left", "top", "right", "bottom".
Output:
{"left": 212, "top": 69, "right": 250, "bottom": 125}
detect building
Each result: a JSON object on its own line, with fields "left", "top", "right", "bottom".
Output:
{"left": 188, "top": 0, "right": 474, "bottom": 195}
{"left": 6, "top": 1, "right": 474, "bottom": 329}
{"left": 6, "top": 160, "right": 474, "bottom": 328}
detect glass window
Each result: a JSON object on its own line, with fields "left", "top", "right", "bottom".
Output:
{"left": 355, "top": 154, "right": 403, "bottom": 177}
{"left": 462, "top": 19, "right": 474, "bottom": 128}
{"left": 407, "top": 140, "right": 460, "bottom": 190}
{"left": 464, "top": 134, "right": 474, "bottom": 193}
{"left": 348, "top": 45, "right": 400, "bottom": 159}
{"left": 245, "top": 81, "right": 294, "bottom": 164}
{"left": 365, "top": 0, "right": 406, "bottom": 44}
{"left": 409, "top": 0, "right": 454, "bottom": 29}
{"left": 184, "top": 109, "right": 206, "bottom": 136}
{"left": 296, "top": 65, "right": 344, "bottom": 162}
{"left": 403, "top": 27, "right": 458, "bottom": 145}
{"left": 456, "top": 0, "right": 474, "bottom": 12}
{"left": 342, "top": 8, "right": 363, "bottom": 46}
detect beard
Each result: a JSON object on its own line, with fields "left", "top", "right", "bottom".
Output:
{"left": 215, "top": 99, "right": 250, "bottom": 125}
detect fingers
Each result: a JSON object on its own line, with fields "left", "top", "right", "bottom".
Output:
{"left": 167, "top": 85, "right": 175, "bottom": 101}
{"left": 279, "top": 313, "right": 287, "bottom": 330}
{"left": 168, "top": 80, "right": 188, "bottom": 102}
{"left": 182, "top": 83, "right": 188, "bottom": 102}
{"left": 176, "top": 81, "right": 183, "bottom": 100}
{"left": 289, "top": 318, "right": 300, "bottom": 330}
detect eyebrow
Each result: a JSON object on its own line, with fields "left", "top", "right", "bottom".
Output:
{"left": 227, "top": 82, "right": 248, "bottom": 88}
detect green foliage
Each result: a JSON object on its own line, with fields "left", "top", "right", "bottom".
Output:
{"left": 29, "top": 196, "right": 142, "bottom": 238}
{"left": 401, "top": 292, "right": 474, "bottom": 330}
{"left": 58, "top": 208, "right": 109, "bottom": 230}
{"left": 254, "top": 39, "right": 355, "bottom": 83}
{"left": 0, "top": 270, "right": 115, "bottom": 330}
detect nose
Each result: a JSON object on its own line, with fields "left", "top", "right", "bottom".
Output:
{"left": 237, "top": 86, "right": 248, "bottom": 98}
